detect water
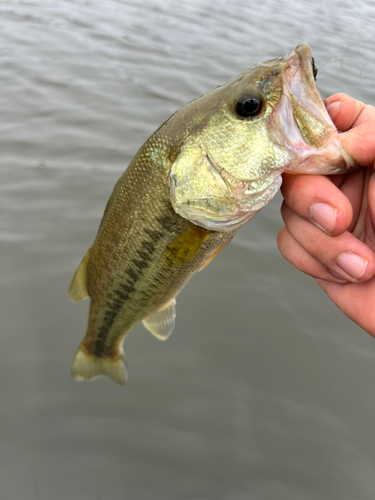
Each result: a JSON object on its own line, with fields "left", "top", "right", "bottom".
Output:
{"left": 1, "top": 1, "right": 375, "bottom": 498}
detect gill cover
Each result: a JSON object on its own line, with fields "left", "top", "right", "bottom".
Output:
{"left": 169, "top": 136, "right": 282, "bottom": 232}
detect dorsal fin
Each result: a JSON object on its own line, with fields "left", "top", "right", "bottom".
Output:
{"left": 143, "top": 299, "right": 176, "bottom": 340}
{"left": 69, "top": 247, "right": 91, "bottom": 302}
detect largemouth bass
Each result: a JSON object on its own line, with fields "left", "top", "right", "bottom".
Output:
{"left": 69, "top": 42, "right": 354, "bottom": 384}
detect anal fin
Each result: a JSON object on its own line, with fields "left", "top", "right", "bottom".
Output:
{"left": 143, "top": 298, "right": 176, "bottom": 340}
{"left": 69, "top": 247, "right": 91, "bottom": 302}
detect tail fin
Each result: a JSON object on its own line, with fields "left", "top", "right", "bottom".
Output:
{"left": 71, "top": 346, "right": 127, "bottom": 385}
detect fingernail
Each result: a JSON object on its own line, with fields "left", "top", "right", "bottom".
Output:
{"left": 327, "top": 101, "right": 342, "bottom": 121}
{"left": 311, "top": 203, "right": 337, "bottom": 233}
{"left": 336, "top": 253, "right": 367, "bottom": 280}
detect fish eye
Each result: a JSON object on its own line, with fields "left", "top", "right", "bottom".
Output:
{"left": 235, "top": 94, "right": 263, "bottom": 117}
{"left": 311, "top": 57, "right": 318, "bottom": 80}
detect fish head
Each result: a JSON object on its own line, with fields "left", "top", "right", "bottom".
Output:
{"left": 169, "top": 42, "right": 355, "bottom": 231}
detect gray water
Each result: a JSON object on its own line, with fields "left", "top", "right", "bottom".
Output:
{"left": 1, "top": 1, "right": 375, "bottom": 498}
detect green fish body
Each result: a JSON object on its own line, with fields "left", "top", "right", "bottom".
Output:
{"left": 70, "top": 43, "right": 354, "bottom": 384}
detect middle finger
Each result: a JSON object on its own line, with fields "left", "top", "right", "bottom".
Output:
{"left": 281, "top": 202, "right": 375, "bottom": 282}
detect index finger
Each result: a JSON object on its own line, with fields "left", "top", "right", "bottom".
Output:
{"left": 281, "top": 173, "right": 353, "bottom": 236}
{"left": 326, "top": 93, "right": 366, "bottom": 131}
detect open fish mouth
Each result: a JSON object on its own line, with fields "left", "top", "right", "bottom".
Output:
{"left": 283, "top": 42, "right": 334, "bottom": 148}
{"left": 278, "top": 42, "right": 356, "bottom": 172}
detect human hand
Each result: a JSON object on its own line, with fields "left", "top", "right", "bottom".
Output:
{"left": 277, "top": 93, "right": 375, "bottom": 336}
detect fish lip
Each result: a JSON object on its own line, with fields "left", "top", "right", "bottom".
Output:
{"left": 293, "top": 42, "right": 315, "bottom": 80}
{"left": 283, "top": 42, "right": 322, "bottom": 107}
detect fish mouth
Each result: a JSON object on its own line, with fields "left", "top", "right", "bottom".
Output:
{"left": 277, "top": 42, "right": 356, "bottom": 172}
{"left": 283, "top": 42, "right": 331, "bottom": 146}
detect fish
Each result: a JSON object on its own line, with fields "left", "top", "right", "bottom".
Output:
{"left": 69, "top": 42, "right": 355, "bottom": 385}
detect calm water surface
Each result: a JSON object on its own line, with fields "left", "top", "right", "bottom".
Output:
{"left": 1, "top": 1, "right": 375, "bottom": 498}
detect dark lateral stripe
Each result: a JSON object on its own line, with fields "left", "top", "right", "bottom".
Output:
{"left": 93, "top": 222, "right": 167, "bottom": 357}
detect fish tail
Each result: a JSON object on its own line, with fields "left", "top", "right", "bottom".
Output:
{"left": 71, "top": 344, "right": 127, "bottom": 385}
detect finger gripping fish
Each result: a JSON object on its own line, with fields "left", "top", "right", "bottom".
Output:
{"left": 69, "top": 43, "right": 354, "bottom": 385}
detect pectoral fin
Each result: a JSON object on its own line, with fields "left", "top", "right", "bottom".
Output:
{"left": 69, "top": 247, "right": 91, "bottom": 302}
{"left": 199, "top": 237, "right": 233, "bottom": 271}
{"left": 143, "top": 299, "right": 176, "bottom": 340}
